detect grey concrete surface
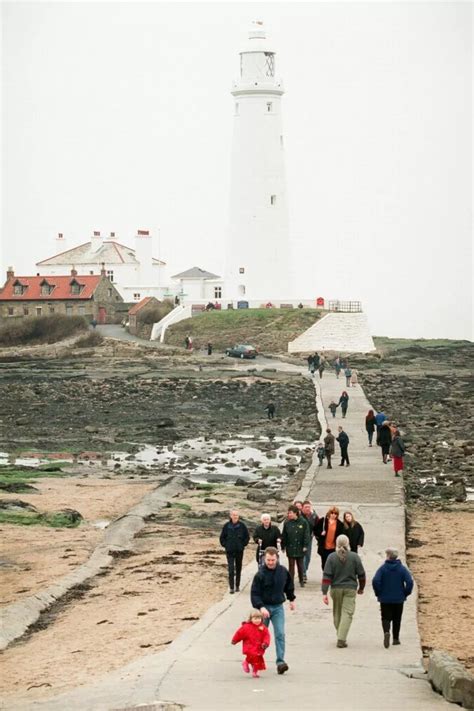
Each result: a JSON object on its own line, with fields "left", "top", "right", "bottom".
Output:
{"left": 8, "top": 364, "right": 452, "bottom": 711}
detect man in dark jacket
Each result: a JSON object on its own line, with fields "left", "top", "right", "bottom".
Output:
{"left": 336, "top": 426, "right": 350, "bottom": 466}
{"left": 281, "top": 505, "right": 310, "bottom": 587}
{"left": 378, "top": 420, "right": 392, "bottom": 463}
{"left": 301, "top": 501, "right": 318, "bottom": 581}
{"left": 219, "top": 509, "right": 250, "bottom": 593}
{"left": 253, "top": 513, "right": 281, "bottom": 563}
{"left": 251, "top": 546, "right": 295, "bottom": 675}
{"left": 372, "top": 547, "right": 414, "bottom": 647}
{"left": 324, "top": 428, "right": 335, "bottom": 469}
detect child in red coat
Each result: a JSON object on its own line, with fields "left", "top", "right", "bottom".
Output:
{"left": 231, "top": 609, "right": 271, "bottom": 678}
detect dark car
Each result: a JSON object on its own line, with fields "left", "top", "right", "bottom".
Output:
{"left": 225, "top": 344, "right": 258, "bottom": 359}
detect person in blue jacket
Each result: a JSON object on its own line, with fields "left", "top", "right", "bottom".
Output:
{"left": 372, "top": 547, "right": 414, "bottom": 648}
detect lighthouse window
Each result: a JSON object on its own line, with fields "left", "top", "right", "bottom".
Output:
{"left": 239, "top": 267, "right": 245, "bottom": 274}
{"left": 266, "top": 102, "right": 273, "bottom": 113}
{"left": 264, "top": 53, "right": 275, "bottom": 77}
{"left": 270, "top": 195, "right": 277, "bottom": 205}
{"left": 235, "top": 102, "right": 239, "bottom": 115}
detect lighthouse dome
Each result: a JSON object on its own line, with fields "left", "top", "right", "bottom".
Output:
{"left": 240, "top": 21, "right": 275, "bottom": 54}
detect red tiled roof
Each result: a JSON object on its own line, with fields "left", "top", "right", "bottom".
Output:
{"left": 0, "top": 275, "right": 103, "bottom": 301}
{"left": 128, "top": 297, "right": 155, "bottom": 315}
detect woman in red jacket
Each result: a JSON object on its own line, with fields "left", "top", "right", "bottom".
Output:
{"left": 231, "top": 609, "right": 271, "bottom": 678}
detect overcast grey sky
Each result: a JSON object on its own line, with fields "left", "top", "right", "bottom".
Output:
{"left": 1, "top": 1, "right": 472, "bottom": 339}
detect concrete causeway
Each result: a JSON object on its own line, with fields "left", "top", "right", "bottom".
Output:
{"left": 12, "top": 364, "right": 452, "bottom": 710}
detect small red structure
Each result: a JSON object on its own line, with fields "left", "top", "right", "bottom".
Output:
{"left": 316, "top": 296, "right": 325, "bottom": 308}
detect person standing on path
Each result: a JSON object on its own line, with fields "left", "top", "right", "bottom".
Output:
{"left": 322, "top": 534, "right": 366, "bottom": 648}
{"left": 344, "top": 366, "right": 352, "bottom": 387}
{"left": 207, "top": 342, "right": 213, "bottom": 355}
{"left": 375, "top": 410, "right": 387, "bottom": 445}
{"left": 281, "top": 505, "right": 310, "bottom": 587}
{"left": 334, "top": 356, "right": 342, "bottom": 379}
{"left": 337, "top": 391, "right": 350, "bottom": 418}
{"left": 372, "top": 548, "right": 414, "bottom": 648}
{"left": 301, "top": 501, "right": 318, "bottom": 581}
{"left": 379, "top": 421, "right": 393, "bottom": 464}
{"left": 365, "top": 409, "right": 377, "bottom": 446}
{"left": 390, "top": 428, "right": 406, "bottom": 477}
{"left": 342, "top": 511, "right": 365, "bottom": 552}
{"left": 253, "top": 513, "right": 281, "bottom": 564}
{"left": 231, "top": 609, "right": 270, "bottom": 678}
{"left": 265, "top": 402, "right": 276, "bottom": 420}
{"left": 350, "top": 369, "right": 358, "bottom": 386}
{"left": 336, "top": 426, "right": 350, "bottom": 467}
{"left": 219, "top": 510, "right": 250, "bottom": 594}
{"left": 314, "top": 506, "right": 344, "bottom": 570}
{"left": 329, "top": 400, "right": 337, "bottom": 418}
{"left": 250, "top": 547, "right": 295, "bottom": 675}
{"left": 324, "top": 428, "right": 335, "bottom": 469}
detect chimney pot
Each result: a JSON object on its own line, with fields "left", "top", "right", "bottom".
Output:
{"left": 110, "top": 232, "right": 115, "bottom": 238}
{"left": 71, "top": 266, "right": 78, "bottom": 277}
{"left": 100, "top": 261, "right": 106, "bottom": 277}
{"left": 93, "top": 231, "right": 101, "bottom": 237}
{"left": 137, "top": 229, "right": 149, "bottom": 236}
{"left": 6, "top": 266, "right": 14, "bottom": 280}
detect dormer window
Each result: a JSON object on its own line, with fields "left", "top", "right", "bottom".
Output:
{"left": 13, "top": 281, "right": 26, "bottom": 296}
{"left": 40, "top": 280, "right": 54, "bottom": 296}
{"left": 70, "top": 280, "right": 83, "bottom": 295}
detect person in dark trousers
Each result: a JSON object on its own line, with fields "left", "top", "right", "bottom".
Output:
{"left": 207, "top": 342, "right": 213, "bottom": 355}
{"left": 281, "top": 505, "right": 310, "bottom": 587}
{"left": 301, "top": 501, "right": 318, "bottom": 581}
{"left": 379, "top": 420, "right": 392, "bottom": 464}
{"left": 390, "top": 429, "right": 406, "bottom": 477}
{"left": 306, "top": 355, "right": 314, "bottom": 372}
{"left": 219, "top": 509, "right": 250, "bottom": 593}
{"left": 372, "top": 547, "right": 414, "bottom": 648}
{"left": 337, "top": 391, "right": 349, "bottom": 418}
{"left": 329, "top": 401, "right": 338, "bottom": 418}
{"left": 251, "top": 546, "right": 295, "bottom": 675}
{"left": 253, "top": 513, "right": 281, "bottom": 564}
{"left": 342, "top": 511, "right": 364, "bottom": 552}
{"left": 324, "top": 428, "right": 335, "bottom": 469}
{"left": 322, "top": 535, "right": 366, "bottom": 647}
{"left": 265, "top": 403, "right": 276, "bottom": 419}
{"left": 375, "top": 410, "right": 386, "bottom": 445}
{"left": 337, "top": 426, "right": 350, "bottom": 466}
{"left": 365, "top": 409, "right": 377, "bottom": 446}
{"left": 314, "top": 506, "right": 344, "bottom": 570}
{"left": 344, "top": 366, "right": 352, "bottom": 387}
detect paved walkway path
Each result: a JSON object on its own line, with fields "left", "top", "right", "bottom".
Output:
{"left": 14, "top": 365, "right": 451, "bottom": 711}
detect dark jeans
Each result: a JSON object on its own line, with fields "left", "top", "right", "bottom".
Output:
{"left": 226, "top": 551, "right": 244, "bottom": 590}
{"left": 326, "top": 452, "right": 332, "bottom": 468}
{"left": 288, "top": 556, "right": 305, "bottom": 585}
{"left": 367, "top": 430, "right": 374, "bottom": 445}
{"left": 340, "top": 446, "right": 350, "bottom": 465}
{"left": 341, "top": 405, "right": 348, "bottom": 418}
{"left": 380, "top": 602, "right": 404, "bottom": 640}
{"left": 320, "top": 547, "right": 335, "bottom": 570}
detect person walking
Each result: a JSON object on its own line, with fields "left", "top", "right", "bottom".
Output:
{"left": 337, "top": 426, "right": 350, "bottom": 467}
{"left": 253, "top": 513, "right": 281, "bottom": 564}
{"left": 281, "top": 505, "right": 310, "bottom": 587}
{"left": 318, "top": 355, "right": 326, "bottom": 379}
{"left": 306, "top": 354, "right": 314, "bottom": 372}
{"left": 207, "top": 342, "right": 213, "bottom": 355}
{"left": 219, "top": 510, "right": 250, "bottom": 594}
{"left": 265, "top": 403, "right": 276, "bottom": 420}
{"left": 375, "top": 410, "right": 387, "bottom": 445}
{"left": 337, "top": 391, "right": 349, "bottom": 418}
{"left": 314, "top": 506, "right": 344, "bottom": 570}
{"left": 342, "top": 511, "right": 365, "bottom": 552}
{"left": 372, "top": 548, "right": 414, "bottom": 648}
{"left": 344, "top": 366, "right": 352, "bottom": 387}
{"left": 350, "top": 369, "right": 358, "bottom": 386}
{"left": 329, "top": 401, "right": 337, "bottom": 418}
{"left": 390, "top": 429, "right": 406, "bottom": 477}
{"left": 379, "top": 421, "right": 392, "bottom": 464}
{"left": 324, "top": 428, "right": 335, "bottom": 469}
{"left": 322, "top": 534, "right": 366, "bottom": 648}
{"left": 231, "top": 609, "right": 270, "bottom": 678}
{"left": 334, "top": 356, "right": 342, "bottom": 379}
{"left": 301, "top": 500, "right": 318, "bottom": 581}
{"left": 250, "top": 546, "right": 295, "bottom": 675}
{"left": 365, "top": 409, "right": 377, "bottom": 447}
{"left": 316, "top": 442, "right": 325, "bottom": 466}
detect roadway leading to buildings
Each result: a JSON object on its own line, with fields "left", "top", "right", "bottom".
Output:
{"left": 14, "top": 359, "right": 451, "bottom": 711}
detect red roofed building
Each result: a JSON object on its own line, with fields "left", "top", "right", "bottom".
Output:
{"left": 0, "top": 268, "right": 123, "bottom": 323}
{"left": 128, "top": 296, "right": 161, "bottom": 335}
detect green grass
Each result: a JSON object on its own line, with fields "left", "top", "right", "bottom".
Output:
{"left": 166, "top": 308, "right": 322, "bottom": 353}
{"left": 0, "top": 466, "right": 66, "bottom": 488}
{"left": 0, "top": 511, "right": 81, "bottom": 528}
{"left": 170, "top": 502, "right": 192, "bottom": 511}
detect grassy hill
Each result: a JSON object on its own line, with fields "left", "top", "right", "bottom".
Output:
{"left": 165, "top": 308, "right": 322, "bottom": 354}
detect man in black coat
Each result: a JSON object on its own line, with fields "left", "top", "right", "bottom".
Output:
{"left": 253, "top": 513, "right": 281, "bottom": 563}
{"left": 251, "top": 547, "right": 295, "bottom": 675}
{"left": 219, "top": 509, "right": 249, "bottom": 593}
{"left": 337, "top": 426, "right": 350, "bottom": 466}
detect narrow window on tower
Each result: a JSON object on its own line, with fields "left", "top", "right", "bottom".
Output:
{"left": 270, "top": 195, "right": 277, "bottom": 206}
{"left": 239, "top": 267, "right": 245, "bottom": 274}
{"left": 235, "top": 102, "right": 239, "bottom": 116}
{"left": 280, "top": 135, "right": 284, "bottom": 147}
{"left": 266, "top": 102, "right": 273, "bottom": 113}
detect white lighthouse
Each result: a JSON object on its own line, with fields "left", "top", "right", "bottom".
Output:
{"left": 225, "top": 22, "right": 291, "bottom": 303}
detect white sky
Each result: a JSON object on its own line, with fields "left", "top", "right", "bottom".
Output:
{"left": 1, "top": 1, "right": 472, "bottom": 339}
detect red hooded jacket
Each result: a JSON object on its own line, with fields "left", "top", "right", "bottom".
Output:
{"left": 231, "top": 621, "right": 270, "bottom": 656}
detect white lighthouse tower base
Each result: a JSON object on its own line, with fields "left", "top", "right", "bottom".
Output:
{"left": 288, "top": 312, "right": 376, "bottom": 354}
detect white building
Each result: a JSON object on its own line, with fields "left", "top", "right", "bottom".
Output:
{"left": 171, "top": 267, "right": 223, "bottom": 303}
{"left": 225, "top": 22, "right": 291, "bottom": 303}
{"left": 36, "top": 230, "right": 166, "bottom": 302}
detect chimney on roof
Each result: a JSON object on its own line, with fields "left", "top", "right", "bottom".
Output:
{"left": 110, "top": 232, "right": 115, "bottom": 239}
{"left": 6, "top": 266, "right": 14, "bottom": 280}
{"left": 71, "top": 266, "right": 78, "bottom": 277}
{"left": 135, "top": 229, "right": 154, "bottom": 287}
{"left": 100, "top": 261, "right": 106, "bottom": 277}
{"left": 91, "top": 230, "right": 103, "bottom": 253}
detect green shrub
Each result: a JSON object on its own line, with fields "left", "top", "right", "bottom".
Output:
{"left": 138, "top": 301, "right": 174, "bottom": 325}
{"left": 0, "top": 315, "right": 88, "bottom": 346}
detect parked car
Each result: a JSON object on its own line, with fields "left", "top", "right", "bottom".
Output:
{"left": 225, "top": 344, "right": 258, "bottom": 359}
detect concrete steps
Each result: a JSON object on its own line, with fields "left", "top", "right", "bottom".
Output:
{"left": 288, "top": 311, "right": 376, "bottom": 353}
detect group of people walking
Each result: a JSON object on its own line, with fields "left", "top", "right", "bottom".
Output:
{"left": 365, "top": 408, "right": 406, "bottom": 476}
{"left": 224, "top": 505, "right": 414, "bottom": 677}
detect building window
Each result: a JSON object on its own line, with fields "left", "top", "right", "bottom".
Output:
{"left": 13, "top": 283, "right": 25, "bottom": 295}
{"left": 89, "top": 270, "right": 94, "bottom": 275}
{"left": 266, "top": 102, "right": 273, "bottom": 113}
{"left": 41, "top": 282, "right": 53, "bottom": 296}
{"left": 235, "top": 102, "right": 239, "bottom": 116}
{"left": 214, "top": 287, "right": 222, "bottom": 299}
{"left": 238, "top": 285, "right": 246, "bottom": 296}
{"left": 23, "top": 307, "right": 29, "bottom": 316}
{"left": 66, "top": 305, "right": 73, "bottom": 315}
{"left": 264, "top": 53, "right": 275, "bottom": 77}
{"left": 49, "top": 306, "right": 55, "bottom": 314}
{"left": 70, "top": 281, "right": 82, "bottom": 295}
{"left": 133, "top": 293, "right": 141, "bottom": 300}
{"left": 270, "top": 194, "right": 277, "bottom": 205}
{"left": 8, "top": 307, "right": 14, "bottom": 316}
{"left": 239, "top": 267, "right": 245, "bottom": 274}
{"left": 280, "top": 135, "right": 284, "bottom": 147}
{"left": 78, "top": 305, "right": 85, "bottom": 315}
{"left": 36, "top": 307, "right": 42, "bottom": 316}
{"left": 106, "top": 270, "right": 114, "bottom": 282}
